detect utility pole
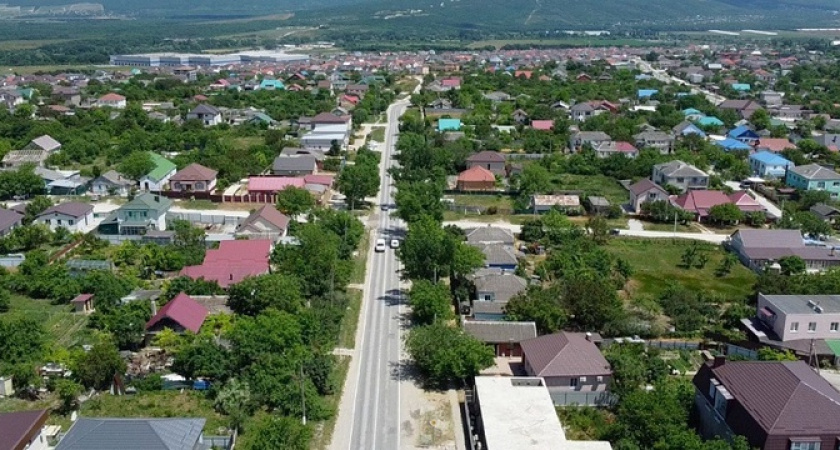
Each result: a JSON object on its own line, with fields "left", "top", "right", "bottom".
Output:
{"left": 300, "top": 364, "right": 307, "bottom": 425}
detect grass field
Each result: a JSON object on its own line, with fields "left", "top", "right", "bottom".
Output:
{"left": 338, "top": 290, "right": 362, "bottom": 349}
{"left": 350, "top": 230, "right": 371, "bottom": 285}
{"left": 80, "top": 391, "right": 229, "bottom": 432}
{"left": 550, "top": 174, "right": 629, "bottom": 205}
{"left": 310, "top": 357, "right": 351, "bottom": 450}
{"left": 448, "top": 194, "right": 514, "bottom": 209}
{"left": 606, "top": 238, "right": 755, "bottom": 300}
{"left": 0, "top": 39, "right": 74, "bottom": 50}
{"left": 9, "top": 295, "right": 91, "bottom": 347}
{"left": 637, "top": 219, "right": 694, "bottom": 233}
{"left": 369, "top": 126, "right": 386, "bottom": 142}
{"left": 0, "top": 65, "right": 104, "bottom": 75}
{"left": 176, "top": 199, "right": 219, "bottom": 210}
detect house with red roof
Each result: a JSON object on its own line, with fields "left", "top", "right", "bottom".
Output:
{"left": 169, "top": 163, "right": 217, "bottom": 193}
{"left": 145, "top": 292, "right": 209, "bottom": 340}
{"left": 71, "top": 293, "right": 95, "bottom": 314}
{"left": 755, "top": 138, "right": 796, "bottom": 153}
{"left": 672, "top": 190, "right": 763, "bottom": 221}
{"left": 180, "top": 239, "right": 272, "bottom": 288}
{"left": 235, "top": 205, "right": 290, "bottom": 242}
{"left": 0, "top": 409, "right": 50, "bottom": 450}
{"left": 531, "top": 120, "right": 555, "bottom": 131}
{"left": 248, "top": 176, "right": 306, "bottom": 195}
{"left": 98, "top": 92, "right": 126, "bottom": 109}
{"left": 457, "top": 166, "right": 496, "bottom": 192}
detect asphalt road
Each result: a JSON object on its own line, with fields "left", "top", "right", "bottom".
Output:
{"left": 347, "top": 99, "right": 409, "bottom": 450}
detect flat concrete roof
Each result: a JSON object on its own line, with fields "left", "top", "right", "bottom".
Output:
{"left": 475, "top": 376, "right": 565, "bottom": 450}
{"left": 474, "top": 376, "right": 613, "bottom": 450}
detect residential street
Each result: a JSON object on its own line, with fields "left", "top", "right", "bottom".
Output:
{"left": 331, "top": 98, "right": 409, "bottom": 450}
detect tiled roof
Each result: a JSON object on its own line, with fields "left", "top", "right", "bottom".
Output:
{"left": 695, "top": 360, "right": 840, "bottom": 434}
{"left": 71, "top": 293, "right": 93, "bottom": 304}
{"left": 189, "top": 104, "right": 220, "bottom": 115}
{"left": 248, "top": 176, "right": 306, "bottom": 192}
{"left": 463, "top": 320, "right": 536, "bottom": 343}
{"left": 521, "top": 332, "right": 611, "bottom": 378}
{"left": 0, "top": 207, "right": 22, "bottom": 232}
{"left": 789, "top": 163, "right": 840, "bottom": 181}
{"left": 170, "top": 163, "right": 217, "bottom": 182}
{"left": 756, "top": 138, "right": 795, "bottom": 152}
{"left": 628, "top": 179, "right": 667, "bottom": 197}
{"left": 0, "top": 409, "right": 49, "bottom": 450}
{"left": 146, "top": 292, "right": 209, "bottom": 333}
{"left": 38, "top": 202, "right": 93, "bottom": 219}
{"left": 237, "top": 204, "right": 290, "bottom": 233}
{"left": 458, "top": 166, "right": 495, "bottom": 183}
{"left": 477, "top": 244, "right": 518, "bottom": 266}
{"left": 99, "top": 92, "right": 125, "bottom": 101}
{"left": 180, "top": 239, "right": 271, "bottom": 288}
{"left": 29, "top": 134, "right": 61, "bottom": 152}
{"left": 466, "top": 151, "right": 506, "bottom": 163}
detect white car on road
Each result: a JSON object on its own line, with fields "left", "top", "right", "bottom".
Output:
{"left": 390, "top": 239, "right": 400, "bottom": 249}
{"left": 375, "top": 238, "right": 387, "bottom": 252}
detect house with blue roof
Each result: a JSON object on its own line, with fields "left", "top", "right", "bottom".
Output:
{"left": 716, "top": 138, "right": 753, "bottom": 152}
{"left": 728, "top": 125, "right": 760, "bottom": 144}
{"left": 673, "top": 121, "right": 707, "bottom": 139}
{"left": 732, "top": 83, "right": 751, "bottom": 92}
{"left": 438, "top": 118, "right": 462, "bottom": 132}
{"left": 259, "top": 79, "right": 285, "bottom": 90}
{"left": 638, "top": 89, "right": 659, "bottom": 100}
{"left": 749, "top": 151, "right": 793, "bottom": 178}
{"left": 682, "top": 108, "right": 705, "bottom": 121}
{"left": 697, "top": 116, "right": 724, "bottom": 127}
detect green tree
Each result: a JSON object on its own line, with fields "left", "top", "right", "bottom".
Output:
{"left": 227, "top": 274, "right": 304, "bottom": 316}
{"left": 398, "top": 215, "right": 451, "bottom": 281}
{"left": 53, "top": 379, "right": 82, "bottom": 414}
{"left": 0, "top": 315, "right": 46, "bottom": 365}
{"left": 394, "top": 180, "right": 444, "bottom": 224}
{"left": 779, "top": 255, "right": 806, "bottom": 276}
{"left": 503, "top": 287, "right": 567, "bottom": 334}
{"left": 604, "top": 343, "right": 668, "bottom": 397}
{"left": 240, "top": 414, "right": 311, "bottom": 450}
{"left": 587, "top": 215, "right": 610, "bottom": 245}
{"left": 275, "top": 186, "right": 315, "bottom": 218}
{"left": 0, "top": 287, "right": 10, "bottom": 313}
{"left": 514, "top": 164, "right": 551, "bottom": 210}
{"left": 172, "top": 336, "right": 232, "bottom": 380}
{"left": 72, "top": 340, "right": 126, "bottom": 390}
{"left": 118, "top": 151, "right": 155, "bottom": 181}
{"left": 757, "top": 347, "right": 799, "bottom": 361}
{"left": 214, "top": 378, "right": 254, "bottom": 431}
{"left": 271, "top": 222, "right": 351, "bottom": 297}
{"left": 405, "top": 323, "right": 494, "bottom": 386}
{"left": 408, "top": 280, "right": 453, "bottom": 325}
{"left": 23, "top": 196, "right": 53, "bottom": 224}
{"left": 707, "top": 203, "right": 743, "bottom": 224}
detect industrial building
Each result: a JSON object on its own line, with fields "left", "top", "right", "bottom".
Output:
{"left": 109, "top": 51, "right": 309, "bottom": 67}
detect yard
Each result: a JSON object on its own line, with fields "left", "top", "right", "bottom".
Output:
{"left": 369, "top": 126, "right": 386, "bottom": 142}
{"left": 9, "top": 295, "right": 91, "bottom": 347}
{"left": 549, "top": 174, "right": 629, "bottom": 205}
{"left": 80, "top": 391, "right": 229, "bottom": 433}
{"left": 606, "top": 238, "right": 756, "bottom": 300}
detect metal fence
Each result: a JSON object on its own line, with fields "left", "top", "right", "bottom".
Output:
{"left": 549, "top": 390, "right": 618, "bottom": 407}
{"left": 646, "top": 340, "right": 702, "bottom": 350}
{"left": 0, "top": 254, "right": 25, "bottom": 267}
{"left": 726, "top": 344, "right": 758, "bottom": 360}
{"left": 167, "top": 211, "right": 244, "bottom": 226}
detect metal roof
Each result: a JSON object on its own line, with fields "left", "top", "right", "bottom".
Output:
{"left": 56, "top": 417, "right": 206, "bottom": 450}
{"left": 520, "top": 332, "right": 611, "bottom": 378}
{"left": 463, "top": 320, "right": 536, "bottom": 343}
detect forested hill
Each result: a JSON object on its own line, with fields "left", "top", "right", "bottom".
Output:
{"left": 6, "top": 0, "right": 363, "bottom": 15}
{"left": 301, "top": 0, "right": 840, "bottom": 32}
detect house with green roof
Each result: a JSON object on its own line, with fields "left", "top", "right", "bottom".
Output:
{"left": 696, "top": 116, "right": 724, "bottom": 127}
{"left": 97, "top": 192, "right": 173, "bottom": 236}
{"left": 139, "top": 152, "right": 176, "bottom": 191}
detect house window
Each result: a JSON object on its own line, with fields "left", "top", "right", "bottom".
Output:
{"left": 569, "top": 378, "right": 579, "bottom": 387}
{"left": 831, "top": 322, "right": 839, "bottom": 332}
{"left": 68, "top": 220, "right": 74, "bottom": 226}
{"left": 808, "top": 322, "right": 817, "bottom": 332}
{"left": 790, "top": 322, "right": 799, "bottom": 332}
{"left": 818, "top": 182, "right": 826, "bottom": 188}
{"left": 790, "top": 441, "right": 820, "bottom": 450}
{"left": 676, "top": 177, "right": 685, "bottom": 183}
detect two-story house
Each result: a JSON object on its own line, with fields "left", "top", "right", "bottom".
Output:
{"left": 755, "top": 293, "right": 840, "bottom": 342}
{"left": 749, "top": 151, "right": 794, "bottom": 179}
{"left": 652, "top": 160, "right": 709, "bottom": 192}
{"left": 569, "top": 131, "right": 612, "bottom": 152}
{"left": 97, "top": 92, "right": 126, "bottom": 109}
{"left": 633, "top": 130, "right": 675, "bottom": 154}
{"left": 186, "top": 104, "right": 222, "bottom": 126}
{"left": 97, "top": 192, "right": 172, "bottom": 236}
{"left": 520, "top": 332, "right": 612, "bottom": 395}
{"left": 465, "top": 151, "right": 506, "bottom": 176}
{"left": 693, "top": 358, "right": 840, "bottom": 450}
{"left": 785, "top": 164, "right": 840, "bottom": 198}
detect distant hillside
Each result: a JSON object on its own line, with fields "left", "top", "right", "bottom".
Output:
{"left": 4, "top": 0, "right": 364, "bottom": 16}
{"left": 299, "top": 0, "right": 840, "bottom": 31}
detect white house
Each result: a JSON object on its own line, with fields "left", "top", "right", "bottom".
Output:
{"left": 90, "top": 170, "right": 134, "bottom": 197}
{"left": 186, "top": 104, "right": 222, "bottom": 126}
{"left": 138, "top": 153, "right": 177, "bottom": 192}
{"left": 33, "top": 202, "right": 95, "bottom": 233}
{"left": 97, "top": 93, "right": 126, "bottom": 109}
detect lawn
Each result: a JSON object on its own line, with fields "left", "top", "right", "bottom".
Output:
{"left": 636, "top": 219, "right": 694, "bottom": 233}
{"left": 80, "top": 391, "right": 229, "bottom": 433}
{"left": 176, "top": 199, "right": 219, "bottom": 210}
{"left": 550, "top": 174, "right": 629, "bottom": 205}
{"left": 338, "top": 290, "right": 362, "bottom": 349}
{"left": 369, "top": 126, "right": 386, "bottom": 142}
{"left": 350, "top": 230, "right": 371, "bottom": 285}
{"left": 448, "top": 194, "right": 513, "bottom": 209}
{"left": 606, "top": 238, "right": 756, "bottom": 300}
{"left": 9, "top": 295, "right": 91, "bottom": 347}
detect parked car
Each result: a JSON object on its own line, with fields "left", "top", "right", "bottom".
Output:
{"left": 375, "top": 238, "right": 387, "bottom": 252}
{"left": 390, "top": 239, "right": 400, "bottom": 249}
